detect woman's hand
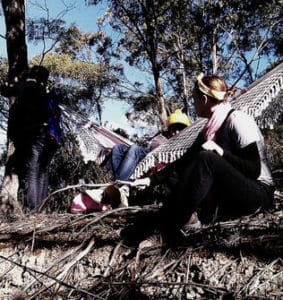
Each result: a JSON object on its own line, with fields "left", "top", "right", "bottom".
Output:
{"left": 130, "top": 177, "right": 151, "bottom": 190}
{"left": 202, "top": 140, "right": 224, "bottom": 156}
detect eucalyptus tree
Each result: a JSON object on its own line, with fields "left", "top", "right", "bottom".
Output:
{"left": 0, "top": 1, "right": 79, "bottom": 213}
{"left": 158, "top": 0, "right": 282, "bottom": 118}
{"left": 91, "top": 0, "right": 177, "bottom": 125}
{"left": 25, "top": 0, "right": 76, "bottom": 64}
{"left": 1, "top": 0, "right": 28, "bottom": 81}
{"left": 25, "top": 0, "right": 125, "bottom": 124}
{"left": 188, "top": 0, "right": 283, "bottom": 84}
{"left": 0, "top": 0, "right": 28, "bottom": 213}
{"left": 165, "top": 0, "right": 282, "bottom": 115}
{"left": 88, "top": 0, "right": 282, "bottom": 121}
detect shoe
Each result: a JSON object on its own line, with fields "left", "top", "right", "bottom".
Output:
{"left": 180, "top": 213, "right": 201, "bottom": 237}
{"left": 139, "top": 234, "right": 162, "bottom": 250}
{"left": 70, "top": 192, "right": 111, "bottom": 214}
{"left": 85, "top": 188, "right": 104, "bottom": 202}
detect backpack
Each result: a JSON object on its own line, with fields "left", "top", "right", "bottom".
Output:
{"left": 46, "top": 87, "right": 63, "bottom": 144}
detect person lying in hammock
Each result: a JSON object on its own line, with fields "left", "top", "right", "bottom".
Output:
{"left": 70, "top": 109, "right": 190, "bottom": 213}
{"left": 122, "top": 73, "right": 275, "bottom": 248}
{"left": 106, "top": 109, "right": 191, "bottom": 181}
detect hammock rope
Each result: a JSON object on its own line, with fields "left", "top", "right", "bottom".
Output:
{"left": 60, "top": 106, "right": 133, "bottom": 164}
{"left": 60, "top": 63, "right": 283, "bottom": 179}
{"left": 132, "top": 63, "right": 283, "bottom": 178}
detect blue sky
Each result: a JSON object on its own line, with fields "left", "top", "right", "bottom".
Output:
{"left": 1, "top": 1, "right": 275, "bottom": 139}
{"left": 0, "top": 1, "right": 139, "bottom": 136}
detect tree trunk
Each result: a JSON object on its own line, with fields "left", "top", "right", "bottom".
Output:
{"left": 212, "top": 29, "right": 218, "bottom": 74}
{"left": 1, "top": 0, "right": 28, "bottom": 81}
{"left": 0, "top": 0, "right": 28, "bottom": 214}
{"left": 179, "top": 39, "right": 189, "bottom": 114}
{"left": 155, "top": 75, "right": 167, "bottom": 126}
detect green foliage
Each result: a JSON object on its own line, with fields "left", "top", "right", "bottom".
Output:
{"left": 45, "top": 132, "right": 112, "bottom": 212}
{"left": 88, "top": 0, "right": 283, "bottom": 120}
{"left": 27, "top": 17, "right": 66, "bottom": 45}
{"left": 262, "top": 92, "right": 283, "bottom": 169}
{"left": 30, "top": 52, "right": 119, "bottom": 122}
{"left": 27, "top": 16, "right": 125, "bottom": 123}
{"left": 0, "top": 58, "right": 9, "bottom": 80}
{"left": 31, "top": 53, "right": 99, "bottom": 80}
{"left": 264, "top": 117, "right": 283, "bottom": 189}
{"left": 26, "top": 0, "right": 283, "bottom": 128}
{"left": 55, "top": 25, "right": 91, "bottom": 60}
{"left": 266, "top": 120, "right": 283, "bottom": 170}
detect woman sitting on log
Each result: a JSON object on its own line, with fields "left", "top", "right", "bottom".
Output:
{"left": 123, "top": 73, "right": 275, "bottom": 247}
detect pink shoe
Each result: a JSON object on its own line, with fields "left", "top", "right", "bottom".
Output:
{"left": 70, "top": 193, "right": 111, "bottom": 214}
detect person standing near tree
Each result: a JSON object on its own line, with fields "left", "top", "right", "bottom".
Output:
{"left": 1, "top": 65, "right": 62, "bottom": 212}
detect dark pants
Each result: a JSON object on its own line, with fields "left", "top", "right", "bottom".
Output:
{"left": 122, "top": 150, "right": 274, "bottom": 246}
{"left": 15, "top": 128, "right": 57, "bottom": 212}
{"left": 28, "top": 132, "right": 57, "bottom": 211}
{"left": 159, "top": 150, "right": 274, "bottom": 240}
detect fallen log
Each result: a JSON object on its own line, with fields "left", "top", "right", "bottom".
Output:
{"left": 0, "top": 203, "right": 282, "bottom": 255}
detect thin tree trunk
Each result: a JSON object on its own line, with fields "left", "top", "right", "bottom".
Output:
{"left": 212, "top": 29, "right": 218, "bottom": 74}
{"left": 155, "top": 75, "right": 167, "bottom": 126}
{"left": 179, "top": 40, "right": 189, "bottom": 114}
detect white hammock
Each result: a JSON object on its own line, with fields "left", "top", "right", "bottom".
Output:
{"left": 61, "top": 63, "right": 283, "bottom": 179}
{"left": 132, "top": 63, "right": 283, "bottom": 178}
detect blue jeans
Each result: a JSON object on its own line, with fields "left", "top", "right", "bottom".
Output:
{"left": 110, "top": 144, "right": 149, "bottom": 180}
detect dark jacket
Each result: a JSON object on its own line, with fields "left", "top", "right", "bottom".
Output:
{"left": 4, "top": 79, "right": 49, "bottom": 143}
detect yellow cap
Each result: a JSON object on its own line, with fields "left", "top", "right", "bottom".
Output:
{"left": 167, "top": 109, "right": 190, "bottom": 127}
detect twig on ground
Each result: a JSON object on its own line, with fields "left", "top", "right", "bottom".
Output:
{"left": 100, "top": 279, "right": 229, "bottom": 295}
{"left": 0, "top": 251, "right": 101, "bottom": 299}
{"left": 28, "top": 238, "right": 96, "bottom": 298}
{"left": 103, "top": 242, "right": 123, "bottom": 278}
{"left": 23, "top": 242, "right": 85, "bottom": 292}
{"left": 238, "top": 258, "right": 282, "bottom": 296}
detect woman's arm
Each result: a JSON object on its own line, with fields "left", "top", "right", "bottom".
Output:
{"left": 223, "top": 141, "right": 261, "bottom": 179}
{"left": 222, "top": 112, "right": 262, "bottom": 179}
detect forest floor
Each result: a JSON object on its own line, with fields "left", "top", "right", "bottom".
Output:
{"left": 0, "top": 189, "right": 282, "bottom": 299}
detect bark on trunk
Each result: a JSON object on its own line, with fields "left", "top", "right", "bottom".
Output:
{"left": 155, "top": 76, "right": 167, "bottom": 126}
